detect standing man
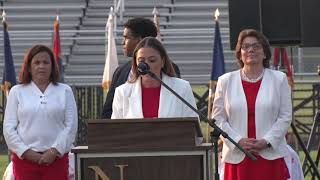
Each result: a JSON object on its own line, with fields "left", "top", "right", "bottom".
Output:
{"left": 102, "top": 17, "right": 181, "bottom": 118}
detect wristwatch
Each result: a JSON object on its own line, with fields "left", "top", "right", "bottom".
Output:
{"left": 267, "top": 142, "right": 272, "bottom": 148}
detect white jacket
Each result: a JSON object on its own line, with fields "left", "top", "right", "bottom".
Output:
{"left": 212, "top": 69, "right": 292, "bottom": 164}
{"left": 112, "top": 73, "right": 198, "bottom": 119}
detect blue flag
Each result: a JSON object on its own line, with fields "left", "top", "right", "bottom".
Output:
{"left": 1, "top": 21, "right": 16, "bottom": 96}
{"left": 210, "top": 20, "right": 225, "bottom": 81}
{"left": 208, "top": 19, "right": 225, "bottom": 118}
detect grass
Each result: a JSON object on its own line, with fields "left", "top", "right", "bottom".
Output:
{"left": 0, "top": 155, "right": 8, "bottom": 178}
{"left": 299, "top": 151, "right": 320, "bottom": 180}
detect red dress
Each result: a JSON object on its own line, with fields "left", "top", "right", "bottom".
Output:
{"left": 142, "top": 86, "right": 161, "bottom": 118}
{"left": 224, "top": 79, "right": 290, "bottom": 180}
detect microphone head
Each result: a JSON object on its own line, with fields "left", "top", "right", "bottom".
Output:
{"left": 137, "top": 62, "right": 150, "bottom": 75}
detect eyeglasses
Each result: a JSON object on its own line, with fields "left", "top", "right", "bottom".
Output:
{"left": 241, "top": 43, "right": 262, "bottom": 51}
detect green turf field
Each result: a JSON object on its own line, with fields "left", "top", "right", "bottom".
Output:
{"left": 0, "top": 155, "right": 8, "bottom": 178}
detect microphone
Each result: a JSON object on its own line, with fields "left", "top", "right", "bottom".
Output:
{"left": 137, "top": 62, "right": 150, "bottom": 75}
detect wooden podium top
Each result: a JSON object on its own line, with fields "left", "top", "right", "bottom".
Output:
{"left": 86, "top": 117, "right": 203, "bottom": 151}
{"left": 72, "top": 144, "right": 213, "bottom": 153}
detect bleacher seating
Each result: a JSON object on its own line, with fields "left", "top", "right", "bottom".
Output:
{"left": 0, "top": 0, "right": 87, "bottom": 81}
{"left": 64, "top": 0, "right": 236, "bottom": 85}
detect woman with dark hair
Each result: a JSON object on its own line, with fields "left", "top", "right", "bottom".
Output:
{"left": 112, "top": 37, "right": 197, "bottom": 119}
{"left": 3, "top": 44, "right": 78, "bottom": 180}
{"left": 212, "top": 29, "right": 292, "bottom": 179}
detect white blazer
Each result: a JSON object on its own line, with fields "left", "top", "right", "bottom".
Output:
{"left": 212, "top": 68, "right": 292, "bottom": 164}
{"left": 112, "top": 73, "right": 199, "bottom": 119}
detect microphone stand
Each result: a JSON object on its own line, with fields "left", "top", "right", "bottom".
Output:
{"left": 142, "top": 68, "right": 257, "bottom": 179}
{"left": 211, "top": 128, "right": 221, "bottom": 180}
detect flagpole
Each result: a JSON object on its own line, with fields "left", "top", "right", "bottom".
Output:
{"left": 206, "top": 9, "right": 220, "bottom": 143}
{"left": 2, "top": 10, "right": 8, "bottom": 97}
{"left": 152, "top": 7, "right": 161, "bottom": 41}
{"left": 5, "top": 90, "right": 8, "bottom": 97}
{"left": 2, "top": 10, "right": 6, "bottom": 23}
{"left": 2, "top": 10, "right": 17, "bottom": 98}
{"left": 53, "top": 11, "right": 65, "bottom": 82}
{"left": 102, "top": 7, "right": 118, "bottom": 90}
{"left": 2, "top": 11, "right": 8, "bottom": 97}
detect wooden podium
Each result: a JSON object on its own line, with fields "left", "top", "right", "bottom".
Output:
{"left": 72, "top": 117, "right": 213, "bottom": 180}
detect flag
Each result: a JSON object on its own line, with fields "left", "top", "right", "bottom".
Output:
{"left": 1, "top": 17, "right": 17, "bottom": 97}
{"left": 273, "top": 48, "right": 294, "bottom": 88}
{"left": 207, "top": 10, "right": 225, "bottom": 118}
{"left": 102, "top": 7, "right": 118, "bottom": 90}
{"left": 53, "top": 14, "right": 64, "bottom": 82}
{"left": 205, "top": 9, "right": 225, "bottom": 143}
{"left": 152, "top": 7, "right": 161, "bottom": 41}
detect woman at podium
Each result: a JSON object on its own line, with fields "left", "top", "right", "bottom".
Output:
{"left": 111, "top": 37, "right": 198, "bottom": 119}
{"left": 211, "top": 29, "right": 292, "bottom": 180}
